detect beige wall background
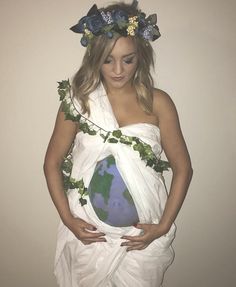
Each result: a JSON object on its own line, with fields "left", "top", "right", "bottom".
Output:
{"left": 0, "top": 0, "right": 235, "bottom": 286}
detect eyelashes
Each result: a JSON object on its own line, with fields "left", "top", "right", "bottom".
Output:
{"left": 104, "top": 59, "right": 112, "bottom": 64}
{"left": 104, "top": 57, "right": 135, "bottom": 64}
{"left": 124, "top": 58, "right": 134, "bottom": 64}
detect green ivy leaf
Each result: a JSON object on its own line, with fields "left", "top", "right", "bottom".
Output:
{"left": 132, "top": 137, "right": 140, "bottom": 144}
{"left": 119, "top": 137, "right": 132, "bottom": 145}
{"left": 146, "top": 158, "right": 154, "bottom": 166}
{"left": 79, "top": 198, "right": 87, "bottom": 206}
{"left": 88, "top": 129, "right": 97, "bottom": 135}
{"left": 108, "top": 138, "right": 118, "bottom": 143}
{"left": 133, "top": 143, "right": 144, "bottom": 152}
{"left": 65, "top": 113, "right": 75, "bottom": 121}
{"left": 62, "top": 161, "right": 72, "bottom": 174}
{"left": 79, "top": 181, "right": 85, "bottom": 190}
{"left": 58, "top": 89, "right": 66, "bottom": 101}
{"left": 57, "top": 79, "right": 170, "bottom": 177}
{"left": 57, "top": 79, "right": 71, "bottom": 90}
{"left": 80, "top": 122, "right": 90, "bottom": 133}
{"left": 112, "top": 130, "right": 122, "bottom": 138}
{"left": 75, "top": 114, "right": 82, "bottom": 121}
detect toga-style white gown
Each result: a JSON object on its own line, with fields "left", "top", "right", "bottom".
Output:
{"left": 54, "top": 82, "right": 176, "bottom": 287}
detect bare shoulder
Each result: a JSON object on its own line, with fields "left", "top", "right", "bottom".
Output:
{"left": 45, "top": 104, "right": 78, "bottom": 163}
{"left": 152, "top": 88, "right": 178, "bottom": 122}
{"left": 152, "top": 89, "right": 192, "bottom": 173}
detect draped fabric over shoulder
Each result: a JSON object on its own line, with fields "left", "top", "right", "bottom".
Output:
{"left": 55, "top": 83, "right": 176, "bottom": 287}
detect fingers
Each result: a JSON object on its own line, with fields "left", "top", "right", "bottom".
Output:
{"left": 121, "top": 240, "right": 147, "bottom": 251}
{"left": 127, "top": 244, "right": 146, "bottom": 252}
{"left": 78, "top": 228, "right": 106, "bottom": 242}
{"left": 83, "top": 229, "right": 105, "bottom": 237}
{"left": 133, "top": 223, "right": 144, "bottom": 229}
{"left": 72, "top": 220, "right": 161, "bottom": 248}
{"left": 120, "top": 223, "right": 161, "bottom": 251}
{"left": 77, "top": 232, "right": 106, "bottom": 243}
{"left": 121, "top": 234, "right": 144, "bottom": 241}
{"left": 70, "top": 218, "right": 107, "bottom": 243}
{"left": 81, "top": 237, "right": 107, "bottom": 245}
{"left": 76, "top": 218, "right": 97, "bottom": 231}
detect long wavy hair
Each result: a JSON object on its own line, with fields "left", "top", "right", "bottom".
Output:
{"left": 72, "top": 2, "right": 155, "bottom": 115}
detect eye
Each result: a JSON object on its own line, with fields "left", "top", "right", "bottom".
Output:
{"left": 124, "top": 57, "right": 135, "bottom": 64}
{"left": 104, "top": 58, "right": 112, "bottom": 64}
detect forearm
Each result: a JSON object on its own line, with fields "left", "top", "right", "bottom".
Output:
{"left": 44, "top": 161, "right": 74, "bottom": 225}
{"left": 159, "top": 165, "right": 193, "bottom": 232}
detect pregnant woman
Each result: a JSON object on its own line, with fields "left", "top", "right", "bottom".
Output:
{"left": 44, "top": 1, "right": 193, "bottom": 286}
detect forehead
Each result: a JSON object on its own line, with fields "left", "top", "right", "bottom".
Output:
{"left": 109, "top": 37, "right": 137, "bottom": 57}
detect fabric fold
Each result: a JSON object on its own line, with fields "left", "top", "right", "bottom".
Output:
{"left": 55, "top": 84, "right": 176, "bottom": 287}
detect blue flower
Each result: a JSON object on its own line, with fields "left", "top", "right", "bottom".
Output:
{"left": 70, "top": 16, "right": 87, "bottom": 33}
{"left": 106, "top": 31, "right": 113, "bottom": 38}
{"left": 137, "top": 13, "right": 146, "bottom": 28}
{"left": 70, "top": 4, "right": 161, "bottom": 47}
{"left": 139, "top": 25, "right": 160, "bottom": 41}
{"left": 80, "top": 36, "right": 89, "bottom": 47}
{"left": 86, "top": 15, "right": 106, "bottom": 35}
{"left": 112, "top": 9, "right": 128, "bottom": 24}
{"left": 70, "top": 14, "right": 106, "bottom": 35}
{"left": 77, "top": 16, "right": 87, "bottom": 32}
{"left": 100, "top": 11, "right": 113, "bottom": 24}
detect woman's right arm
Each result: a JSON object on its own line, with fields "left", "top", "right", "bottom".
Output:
{"left": 43, "top": 106, "right": 106, "bottom": 244}
{"left": 44, "top": 105, "right": 77, "bottom": 225}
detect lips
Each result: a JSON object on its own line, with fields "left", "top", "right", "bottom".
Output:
{"left": 111, "top": 76, "right": 124, "bottom": 81}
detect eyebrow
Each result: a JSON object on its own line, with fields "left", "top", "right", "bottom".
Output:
{"left": 122, "top": 52, "right": 136, "bottom": 57}
{"left": 108, "top": 52, "right": 137, "bottom": 58}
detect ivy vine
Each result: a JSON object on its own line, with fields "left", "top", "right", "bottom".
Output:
{"left": 58, "top": 79, "right": 170, "bottom": 205}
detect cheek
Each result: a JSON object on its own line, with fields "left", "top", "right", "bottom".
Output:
{"left": 127, "top": 64, "right": 137, "bottom": 77}
{"left": 101, "top": 66, "right": 109, "bottom": 78}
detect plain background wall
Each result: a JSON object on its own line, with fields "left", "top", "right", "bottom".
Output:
{"left": 0, "top": 0, "right": 235, "bottom": 286}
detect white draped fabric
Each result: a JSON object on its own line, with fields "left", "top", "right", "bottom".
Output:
{"left": 54, "top": 84, "right": 176, "bottom": 287}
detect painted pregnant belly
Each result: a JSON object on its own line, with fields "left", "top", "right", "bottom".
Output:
{"left": 88, "top": 155, "right": 139, "bottom": 227}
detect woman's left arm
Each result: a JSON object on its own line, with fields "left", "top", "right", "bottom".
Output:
{"left": 121, "top": 90, "right": 193, "bottom": 251}
{"left": 153, "top": 89, "right": 193, "bottom": 232}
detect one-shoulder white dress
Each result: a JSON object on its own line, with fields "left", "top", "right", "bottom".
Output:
{"left": 54, "top": 82, "right": 176, "bottom": 287}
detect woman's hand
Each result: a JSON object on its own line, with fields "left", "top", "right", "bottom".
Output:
{"left": 66, "top": 217, "right": 107, "bottom": 245}
{"left": 120, "top": 223, "right": 168, "bottom": 252}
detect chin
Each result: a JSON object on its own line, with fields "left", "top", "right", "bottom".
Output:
{"left": 106, "top": 78, "right": 133, "bottom": 90}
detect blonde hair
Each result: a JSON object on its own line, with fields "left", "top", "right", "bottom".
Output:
{"left": 72, "top": 2, "right": 155, "bottom": 115}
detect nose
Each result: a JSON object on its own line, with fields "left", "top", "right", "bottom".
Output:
{"left": 113, "top": 60, "right": 123, "bottom": 75}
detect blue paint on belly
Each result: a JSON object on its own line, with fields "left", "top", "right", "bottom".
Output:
{"left": 88, "top": 155, "right": 139, "bottom": 227}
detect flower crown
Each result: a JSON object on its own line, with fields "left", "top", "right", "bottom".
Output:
{"left": 70, "top": 1, "right": 161, "bottom": 48}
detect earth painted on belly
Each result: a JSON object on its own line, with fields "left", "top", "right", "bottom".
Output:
{"left": 88, "top": 155, "right": 139, "bottom": 227}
